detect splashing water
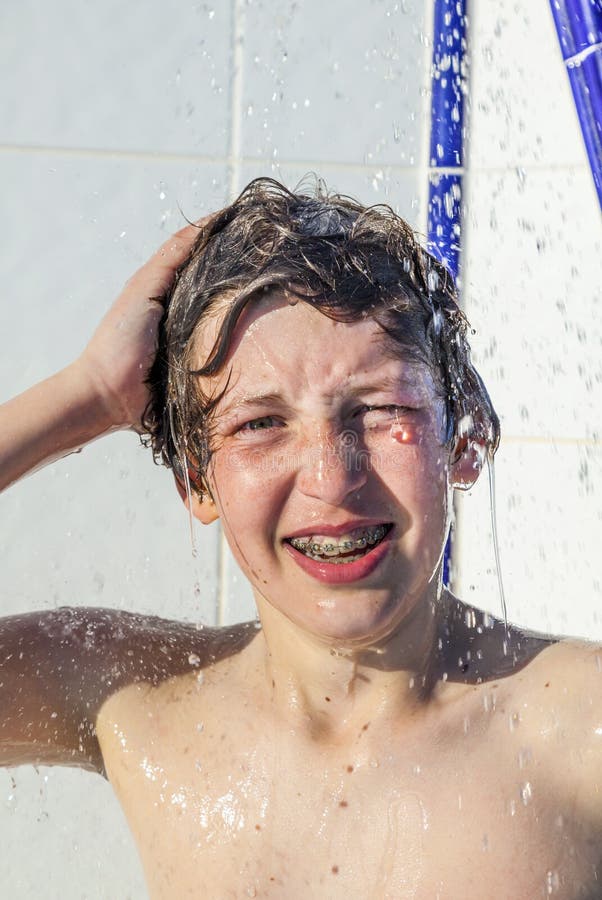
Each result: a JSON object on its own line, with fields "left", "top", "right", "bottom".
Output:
{"left": 180, "top": 448, "right": 198, "bottom": 558}
{"left": 486, "top": 449, "right": 509, "bottom": 634}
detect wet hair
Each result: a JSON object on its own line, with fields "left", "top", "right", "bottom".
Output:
{"left": 143, "top": 177, "right": 499, "bottom": 494}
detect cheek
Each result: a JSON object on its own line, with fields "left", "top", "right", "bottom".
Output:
{"left": 209, "top": 449, "right": 287, "bottom": 539}
{"left": 378, "top": 442, "right": 450, "bottom": 537}
{"left": 377, "top": 421, "right": 449, "bottom": 486}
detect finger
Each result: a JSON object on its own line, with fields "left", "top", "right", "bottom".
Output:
{"left": 129, "top": 226, "right": 199, "bottom": 298}
{"left": 127, "top": 212, "right": 221, "bottom": 298}
{"left": 155, "top": 212, "right": 219, "bottom": 265}
{"left": 154, "top": 223, "right": 201, "bottom": 267}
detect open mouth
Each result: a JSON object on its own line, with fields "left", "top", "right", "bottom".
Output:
{"left": 284, "top": 523, "right": 393, "bottom": 565}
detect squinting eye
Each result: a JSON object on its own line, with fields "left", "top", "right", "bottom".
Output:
{"left": 357, "top": 404, "right": 414, "bottom": 422}
{"left": 240, "top": 415, "right": 279, "bottom": 432}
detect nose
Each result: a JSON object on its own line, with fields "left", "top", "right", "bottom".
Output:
{"left": 295, "top": 427, "right": 368, "bottom": 505}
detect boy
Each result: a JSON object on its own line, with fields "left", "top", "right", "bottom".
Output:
{"left": 1, "top": 179, "right": 601, "bottom": 898}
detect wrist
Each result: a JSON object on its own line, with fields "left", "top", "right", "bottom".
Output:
{"left": 67, "top": 357, "right": 131, "bottom": 434}
{"left": 58, "top": 360, "right": 126, "bottom": 441}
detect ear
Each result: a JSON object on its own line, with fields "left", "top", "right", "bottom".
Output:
{"left": 449, "top": 437, "right": 485, "bottom": 490}
{"left": 173, "top": 473, "right": 220, "bottom": 525}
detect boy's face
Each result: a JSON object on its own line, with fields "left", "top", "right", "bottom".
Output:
{"left": 191, "top": 293, "right": 471, "bottom": 645}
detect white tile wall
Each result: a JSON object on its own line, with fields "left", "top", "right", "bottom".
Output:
{"left": 0, "top": 153, "right": 226, "bottom": 895}
{"left": 238, "top": 0, "right": 428, "bottom": 167}
{"left": 454, "top": 440, "right": 602, "bottom": 635}
{"left": 0, "top": 1, "right": 233, "bottom": 156}
{"left": 462, "top": 167, "right": 601, "bottom": 440}
{"left": 458, "top": 0, "right": 602, "bottom": 639}
{"left": 0, "top": 0, "right": 599, "bottom": 895}
{"left": 467, "top": 0, "right": 587, "bottom": 168}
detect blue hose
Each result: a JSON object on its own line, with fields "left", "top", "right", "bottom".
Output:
{"left": 549, "top": 0, "right": 602, "bottom": 208}
{"left": 427, "top": 0, "right": 468, "bottom": 586}
{"left": 427, "top": 0, "right": 467, "bottom": 279}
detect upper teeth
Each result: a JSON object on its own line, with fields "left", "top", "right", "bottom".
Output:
{"left": 290, "top": 525, "right": 388, "bottom": 556}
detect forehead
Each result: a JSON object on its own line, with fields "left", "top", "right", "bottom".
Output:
{"left": 193, "top": 293, "right": 438, "bottom": 404}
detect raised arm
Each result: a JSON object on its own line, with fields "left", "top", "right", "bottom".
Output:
{"left": 0, "top": 607, "right": 253, "bottom": 774}
{"left": 0, "top": 222, "right": 205, "bottom": 772}
{"left": 0, "top": 223, "right": 200, "bottom": 492}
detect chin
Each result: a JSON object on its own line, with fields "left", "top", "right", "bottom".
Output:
{"left": 302, "top": 592, "right": 413, "bottom": 646}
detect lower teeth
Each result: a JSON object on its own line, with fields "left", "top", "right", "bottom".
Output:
{"left": 305, "top": 551, "right": 367, "bottom": 564}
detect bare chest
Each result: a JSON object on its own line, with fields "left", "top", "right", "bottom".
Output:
{"left": 103, "top": 724, "right": 599, "bottom": 900}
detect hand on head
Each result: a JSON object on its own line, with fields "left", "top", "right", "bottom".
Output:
{"left": 75, "top": 220, "right": 208, "bottom": 433}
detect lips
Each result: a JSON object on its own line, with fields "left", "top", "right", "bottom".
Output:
{"left": 283, "top": 522, "right": 394, "bottom": 584}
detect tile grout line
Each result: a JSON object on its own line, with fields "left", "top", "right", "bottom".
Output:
{"left": 217, "top": 0, "right": 246, "bottom": 627}
{"left": 449, "top": 0, "right": 477, "bottom": 596}
{"left": 0, "top": 143, "right": 590, "bottom": 179}
{"left": 0, "top": 142, "right": 424, "bottom": 174}
{"left": 227, "top": 0, "right": 245, "bottom": 200}
{"left": 417, "top": 0, "right": 436, "bottom": 238}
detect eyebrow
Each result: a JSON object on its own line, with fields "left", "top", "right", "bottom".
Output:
{"left": 217, "top": 374, "right": 426, "bottom": 417}
{"left": 217, "top": 392, "right": 287, "bottom": 417}
{"left": 350, "top": 373, "right": 421, "bottom": 393}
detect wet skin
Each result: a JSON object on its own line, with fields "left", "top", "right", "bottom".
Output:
{"left": 98, "top": 299, "right": 602, "bottom": 897}
{"left": 93, "top": 618, "right": 602, "bottom": 899}
{"left": 190, "top": 295, "right": 465, "bottom": 650}
{"left": 2, "top": 298, "right": 602, "bottom": 897}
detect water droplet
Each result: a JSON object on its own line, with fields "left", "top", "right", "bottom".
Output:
{"left": 482, "top": 692, "right": 496, "bottom": 713}
{"left": 508, "top": 711, "right": 520, "bottom": 732}
{"left": 546, "top": 869, "right": 560, "bottom": 894}
{"left": 520, "top": 781, "right": 532, "bottom": 805}
{"left": 188, "top": 653, "right": 201, "bottom": 667}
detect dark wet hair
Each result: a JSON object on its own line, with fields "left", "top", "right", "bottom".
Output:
{"left": 143, "top": 177, "right": 499, "bottom": 494}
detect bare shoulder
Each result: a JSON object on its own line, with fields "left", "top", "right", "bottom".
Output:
{"left": 504, "top": 635, "right": 602, "bottom": 824}
{"left": 92, "top": 609, "right": 258, "bottom": 767}
{"left": 74, "top": 605, "right": 258, "bottom": 713}
{"left": 0, "top": 605, "right": 256, "bottom": 773}
{"left": 505, "top": 634, "right": 602, "bottom": 704}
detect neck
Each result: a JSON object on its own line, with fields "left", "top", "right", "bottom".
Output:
{"left": 252, "top": 584, "right": 445, "bottom": 742}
